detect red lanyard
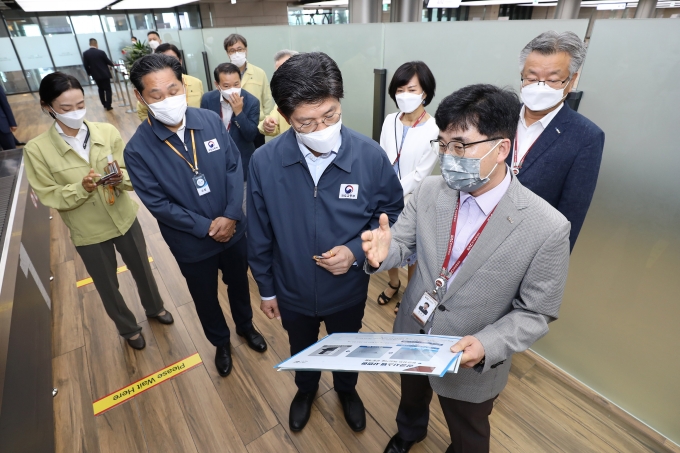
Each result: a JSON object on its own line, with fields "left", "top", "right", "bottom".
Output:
{"left": 511, "top": 131, "right": 537, "bottom": 175}
{"left": 394, "top": 109, "right": 427, "bottom": 166}
{"left": 434, "top": 198, "right": 497, "bottom": 290}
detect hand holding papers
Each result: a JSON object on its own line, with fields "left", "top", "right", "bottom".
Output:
{"left": 276, "top": 333, "right": 463, "bottom": 377}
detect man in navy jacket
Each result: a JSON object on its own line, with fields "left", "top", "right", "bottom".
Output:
{"left": 509, "top": 31, "right": 605, "bottom": 251}
{"left": 200, "top": 62, "right": 259, "bottom": 212}
{"left": 248, "top": 52, "right": 404, "bottom": 434}
{"left": 125, "top": 54, "right": 266, "bottom": 378}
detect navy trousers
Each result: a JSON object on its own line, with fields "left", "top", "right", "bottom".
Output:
{"left": 176, "top": 235, "right": 253, "bottom": 346}
{"left": 280, "top": 302, "right": 365, "bottom": 393}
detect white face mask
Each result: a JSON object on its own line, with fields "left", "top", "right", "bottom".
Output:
{"left": 220, "top": 87, "right": 241, "bottom": 102}
{"left": 230, "top": 52, "right": 247, "bottom": 68}
{"left": 143, "top": 93, "right": 187, "bottom": 126}
{"left": 296, "top": 118, "right": 342, "bottom": 154}
{"left": 50, "top": 107, "right": 86, "bottom": 130}
{"left": 521, "top": 82, "right": 568, "bottom": 112}
{"left": 396, "top": 92, "right": 424, "bottom": 114}
{"left": 149, "top": 40, "right": 160, "bottom": 50}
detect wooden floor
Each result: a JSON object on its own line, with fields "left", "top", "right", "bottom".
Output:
{"left": 9, "top": 88, "right": 680, "bottom": 453}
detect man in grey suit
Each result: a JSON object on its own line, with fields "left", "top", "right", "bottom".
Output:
{"left": 362, "top": 84, "right": 571, "bottom": 453}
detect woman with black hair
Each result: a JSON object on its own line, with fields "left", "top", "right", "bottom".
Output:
{"left": 377, "top": 61, "right": 439, "bottom": 313}
{"left": 23, "top": 72, "right": 173, "bottom": 350}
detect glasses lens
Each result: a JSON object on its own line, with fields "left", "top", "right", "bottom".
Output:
{"left": 324, "top": 113, "right": 341, "bottom": 127}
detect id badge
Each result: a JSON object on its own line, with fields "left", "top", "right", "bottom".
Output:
{"left": 412, "top": 292, "right": 438, "bottom": 326}
{"left": 192, "top": 173, "right": 211, "bottom": 196}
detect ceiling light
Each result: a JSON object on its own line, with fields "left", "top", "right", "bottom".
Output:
{"left": 111, "top": 0, "right": 198, "bottom": 9}
{"left": 596, "top": 2, "right": 626, "bottom": 8}
{"left": 16, "top": 0, "right": 113, "bottom": 11}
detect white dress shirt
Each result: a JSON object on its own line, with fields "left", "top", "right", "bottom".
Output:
{"left": 514, "top": 103, "right": 564, "bottom": 165}
{"left": 220, "top": 99, "right": 234, "bottom": 130}
{"left": 175, "top": 115, "right": 187, "bottom": 146}
{"left": 55, "top": 122, "right": 91, "bottom": 163}
{"left": 446, "top": 168, "right": 512, "bottom": 289}
{"left": 260, "top": 132, "right": 344, "bottom": 301}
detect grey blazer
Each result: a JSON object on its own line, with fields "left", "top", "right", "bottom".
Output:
{"left": 367, "top": 174, "right": 571, "bottom": 403}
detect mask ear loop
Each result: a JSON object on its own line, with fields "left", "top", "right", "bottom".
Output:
{"left": 480, "top": 139, "right": 503, "bottom": 180}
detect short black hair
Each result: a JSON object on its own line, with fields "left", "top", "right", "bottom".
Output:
{"left": 130, "top": 53, "right": 183, "bottom": 93}
{"left": 147, "top": 31, "right": 160, "bottom": 39}
{"left": 388, "top": 61, "right": 436, "bottom": 107}
{"left": 214, "top": 63, "right": 241, "bottom": 83}
{"left": 435, "top": 84, "right": 521, "bottom": 140}
{"left": 89, "top": 38, "right": 97, "bottom": 45}
{"left": 132, "top": 36, "right": 137, "bottom": 41}
{"left": 39, "top": 72, "right": 84, "bottom": 107}
{"left": 223, "top": 34, "right": 247, "bottom": 50}
{"left": 271, "top": 52, "right": 343, "bottom": 118}
{"left": 155, "top": 43, "right": 181, "bottom": 61}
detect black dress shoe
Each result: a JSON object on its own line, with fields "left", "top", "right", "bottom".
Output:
{"left": 236, "top": 328, "right": 267, "bottom": 353}
{"left": 383, "top": 433, "right": 427, "bottom": 453}
{"left": 127, "top": 333, "right": 146, "bottom": 350}
{"left": 289, "top": 388, "right": 317, "bottom": 432}
{"left": 215, "top": 342, "right": 232, "bottom": 377}
{"left": 106, "top": 106, "right": 114, "bottom": 111}
{"left": 151, "top": 310, "right": 174, "bottom": 325}
{"left": 337, "top": 390, "right": 366, "bottom": 432}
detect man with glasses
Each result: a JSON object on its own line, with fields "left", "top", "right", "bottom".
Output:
{"left": 362, "top": 84, "right": 571, "bottom": 453}
{"left": 510, "top": 31, "right": 605, "bottom": 251}
{"left": 247, "top": 52, "right": 403, "bottom": 433}
{"left": 224, "top": 34, "right": 274, "bottom": 149}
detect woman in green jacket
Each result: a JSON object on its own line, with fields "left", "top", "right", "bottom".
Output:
{"left": 24, "top": 72, "right": 173, "bottom": 350}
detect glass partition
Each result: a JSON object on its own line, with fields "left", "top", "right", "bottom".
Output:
{"left": 101, "top": 13, "right": 132, "bottom": 62}
{"left": 178, "top": 5, "right": 202, "bottom": 29}
{"left": 178, "top": 29, "right": 208, "bottom": 89}
{"left": 0, "top": 16, "right": 29, "bottom": 93}
{"left": 39, "top": 15, "right": 89, "bottom": 86}
{"left": 291, "top": 23, "right": 383, "bottom": 137}
{"left": 3, "top": 11, "right": 54, "bottom": 92}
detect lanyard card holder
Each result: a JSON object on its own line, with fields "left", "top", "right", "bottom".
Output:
{"left": 412, "top": 292, "right": 438, "bottom": 326}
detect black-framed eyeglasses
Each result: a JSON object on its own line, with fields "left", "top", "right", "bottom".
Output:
{"left": 227, "top": 47, "right": 247, "bottom": 55}
{"left": 293, "top": 112, "right": 342, "bottom": 134}
{"left": 431, "top": 137, "right": 503, "bottom": 158}
{"left": 521, "top": 77, "right": 571, "bottom": 90}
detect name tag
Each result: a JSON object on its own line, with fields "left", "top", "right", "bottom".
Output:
{"left": 412, "top": 292, "right": 438, "bottom": 326}
{"left": 204, "top": 139, "right": 220, "bottom": 153}
{"left": 339, "top": 184, "right": 358, "bottom": 199}
{"left": 192, "top": 173, "right": 211, "bottom": 196}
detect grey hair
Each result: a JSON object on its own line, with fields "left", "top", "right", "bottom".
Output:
{"left": 519, "top": 31, "right": 586, "bottom": 76}
{"left": 274, "top": 49, "right": 299, "bottom": 63}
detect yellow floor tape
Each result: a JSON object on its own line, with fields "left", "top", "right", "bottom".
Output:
{"left": 76, "top": 257, "right": 154, "bottom": 288}
{"left": 93, "top": 352, "right": 202, "bottom": 416}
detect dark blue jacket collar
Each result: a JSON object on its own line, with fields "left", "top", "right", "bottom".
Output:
{"left": 280, "top": 125, "right": 353, "bottom": 173}
{"left": 147, "top": 106, "right": 205, "bottom": 142}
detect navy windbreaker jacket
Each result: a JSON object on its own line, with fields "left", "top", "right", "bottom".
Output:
{"left": 247, "top": 125, "right": 404, "bottom": 316}
{"left": 125, "top": 107, "right": 244, "bottom": 263}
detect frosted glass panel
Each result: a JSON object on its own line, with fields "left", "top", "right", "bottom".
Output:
{"left": 234, "top": 26, "right": 290, "bottom": 81}
{"left": 201, "top": 27, "right": 236, "bottom": 79}
{"left": 156, "top": 30, "right": 181, "bottom": 47}
{"left": 44, "top": 34, "right": 82, "bottom": 67}
{"left": 382, "top": 20, "right": 589, "bottom": 117}
{"left": 179, "top": 29, "right": 208, "bottom": 89}
{"left": 0, "top": 38, "right": 22, "bottom": 72}
{"left": 531, "top": 19, "right": 680, "bottom": 445}
{"left": 12, "top": 36, "right": 52, "bottom": 70}
{"left": 291, "top": 24, "right": 384, "bottom": 137}
{"left": 105, "top": 31, "right": 133, "bottom": 62}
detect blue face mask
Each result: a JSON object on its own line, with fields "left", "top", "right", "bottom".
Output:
{"left": 439, "top": 140, "right": 501, "bottom": 192}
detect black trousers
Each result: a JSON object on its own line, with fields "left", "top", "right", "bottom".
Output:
{"left": 94, "top": 78, "right": 112, "bottom": 108}
{"left": 397, "top": 374, "right": 497, "bottom": 453}
{"left": 0, "top": 131, "right": 15, "bottom": 150}
{"left": 254, "top": 132, "right": 265, "bottom": 149}
{"left": 176, "top": 236, "right": 253, "bottom": 347}
{"left": 280, "top": 302, "right": 365, "bottom": 393}
{"left": 75, "top": 219, "right": 165, "bottom": 339}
